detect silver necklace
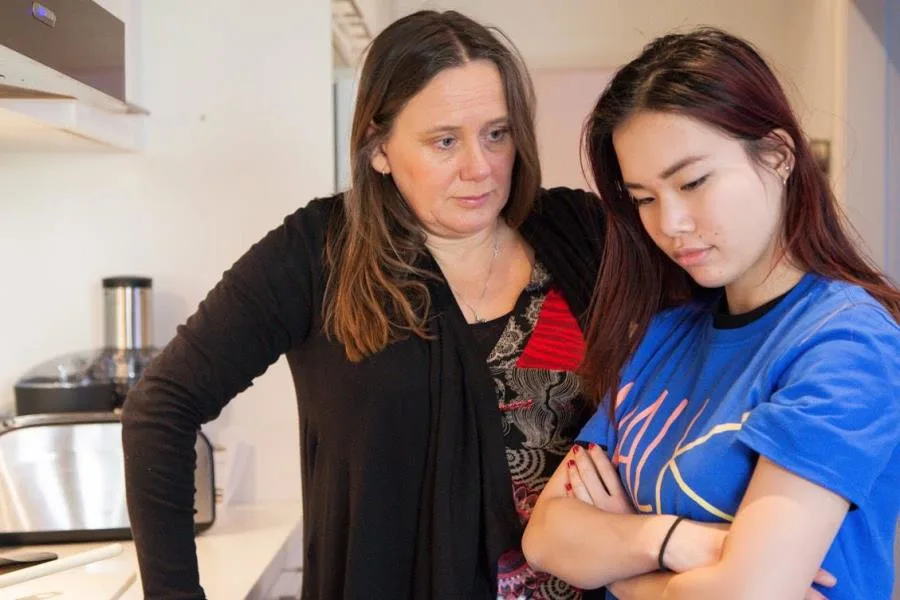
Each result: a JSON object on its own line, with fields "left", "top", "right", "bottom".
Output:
{"left": 448, "top": 229, "right": 502, "bottom": 324}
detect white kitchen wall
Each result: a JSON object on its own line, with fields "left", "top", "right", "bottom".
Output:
{"left": 883, "top": 0, "right": 900, "bottom": 600}
{"left": 333, "top": 67, "right": 359, "bottom": 191}
{"left": 0, "top": 0, "right": 334, "bottom": 502}
{"left": 390, "top": 0, "right": 837, "bottom": 143}
{"left": 834, "top": 0, "right": 899, "bottom": 281}
{"left": 890, "top": 0, "right": 900, "bottom": 285}
{"left": 836, "top": 0, "right": 889, "bottom": 274}
{"left": 889, "top": 0, "right": 899, "bottom": 284}
{"left": 531, "top": 68, "right": 613, "bottom": 189}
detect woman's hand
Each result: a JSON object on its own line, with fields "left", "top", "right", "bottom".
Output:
{"left": 564, "top": 443, "right": 634, "bottom": 514}
{"left": 565, "top": 444, "right": 727, "bottom": 573}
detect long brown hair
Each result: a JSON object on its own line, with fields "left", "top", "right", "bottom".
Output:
{"left": 324, "top": 10, "right": 540, "bottom": 361}
{"left": 581, "top": 27, "right": 900, "bottom": 410}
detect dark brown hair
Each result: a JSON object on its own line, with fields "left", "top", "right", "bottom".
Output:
{"left": 323, "top": 10, "right": 540, "bottom": 361}
{"left": 581, "top": 27, "right": 900, "bottom": 410}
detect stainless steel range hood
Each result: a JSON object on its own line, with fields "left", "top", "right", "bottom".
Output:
{"left": 0, "top": 0, "right": 147, "bottom": 151}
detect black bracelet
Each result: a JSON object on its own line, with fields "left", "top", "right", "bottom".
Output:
{"left": 657, "top": 516, "right": 686, "bottom": 572}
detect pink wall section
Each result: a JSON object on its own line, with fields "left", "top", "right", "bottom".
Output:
{"left": 533, "top": 68, "right": 614, "bottom": 191}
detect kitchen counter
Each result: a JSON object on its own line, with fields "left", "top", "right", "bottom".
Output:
{"left": 0, "top": 502, "right": 303, "bottom": 600}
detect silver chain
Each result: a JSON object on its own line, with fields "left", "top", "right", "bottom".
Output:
{"left": 447, "top": 229, "right": 501, "bottom": 324}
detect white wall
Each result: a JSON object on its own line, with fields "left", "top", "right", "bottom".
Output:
{"left": 391, "top": 0, "right": 837, "bottom": 143}
{"left": 531, "top": 68, "right": 613, "bottom": 189}
{"left": 832, "top": 0, "right": 899, "bottom": 276}
{"left": 889, "top": 0, "right": 900, "bottom": 283}
{"left": 835, "top": 0, "right": 887, "bottom": 270}
{"left": 0, "top": 0, "right": 334, "bottom": 503}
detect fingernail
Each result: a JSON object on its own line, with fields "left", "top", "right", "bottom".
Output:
{"left": 564, "top": 483, "right": 572, "bottom": 491}
{"left": 572, "top": 446, "right": 580, "bottom": 454}
{"left": 588, "top": 442, "right": 598, "bottom": 451}
{"left": 567, "top": 459, "right": 576, "bottom": 468}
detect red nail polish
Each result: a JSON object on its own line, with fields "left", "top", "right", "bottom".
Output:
{"left": 567, "top": 459, "right": 576, "bottom": 468}
{"left": 588, "top": 442, "right": 597, "bottom": 451}
{"left": 564, "top": 483, "right": 572, "bottom": 491}
{"left": 572, "top": 446, "right": 580, "bottom": 454}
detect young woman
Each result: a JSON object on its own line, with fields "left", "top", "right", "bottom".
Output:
{"left": 523, "top": 27, "right": 900, "bottom": 600}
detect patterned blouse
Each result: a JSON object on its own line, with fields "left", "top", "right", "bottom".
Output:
{"left": 470, "top": 262, "right": 593, "bottom": 600}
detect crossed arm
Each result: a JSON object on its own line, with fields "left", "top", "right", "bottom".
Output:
{"left": 522, "top": 444, "right": 847, "bottom": 600}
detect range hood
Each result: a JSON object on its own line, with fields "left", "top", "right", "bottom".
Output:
{"left": 0, "top": 0, "right": 146, "bottom": 151}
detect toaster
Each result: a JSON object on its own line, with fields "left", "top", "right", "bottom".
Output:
{"left": 0, "top": 411, "right": 215, "bottom": 545}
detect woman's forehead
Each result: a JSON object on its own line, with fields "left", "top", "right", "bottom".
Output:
{"left": 395, "top": 60, "right": 508, "bottom": 130}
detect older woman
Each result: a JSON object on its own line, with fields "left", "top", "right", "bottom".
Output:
{"left": 122, "top": 9, "right": 607, "bottom": 600}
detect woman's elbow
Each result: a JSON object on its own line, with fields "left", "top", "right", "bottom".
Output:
{"left": 521, "top": 510, "right": 550, "bottom": 571}
{"left": 523, "top": 518, "right": 607, "bottom": 590}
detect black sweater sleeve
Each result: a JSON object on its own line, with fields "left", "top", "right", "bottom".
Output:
{"left": 121, "top": 197, "right": 332, "bottom": 598}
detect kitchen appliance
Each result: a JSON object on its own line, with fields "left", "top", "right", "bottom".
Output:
{"left": 4, "top": 276, "right": 216, "bottom": 544}
{"left": 0, "top": 0, "right": 128, "bottom": 108}
{"left": 14, "top": 276, "right": 159, "bottom": 415}
{"left": 0, "top": 412, "right": 215, "bottom": 545}
{"left": 98, "top": 276, "right": 158, "bottom": 402}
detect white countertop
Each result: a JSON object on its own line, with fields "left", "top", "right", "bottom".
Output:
{"left": 0, "top": 502, "right": 303, "bottom": 600}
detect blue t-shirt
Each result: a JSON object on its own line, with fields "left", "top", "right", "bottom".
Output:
{"left": 578, "top": 274, "right": 900, "bottom": 599}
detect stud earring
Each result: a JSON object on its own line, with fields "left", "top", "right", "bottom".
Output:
{"left": 782, "top": 165, "right": 792, "bottom": 185}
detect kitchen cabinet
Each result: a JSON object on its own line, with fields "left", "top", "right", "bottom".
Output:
{"left": 0, "top": 94, "right": 146, "bottom": 152}
{"left": 0, "top": 0, "right": 146, "bottom": 152}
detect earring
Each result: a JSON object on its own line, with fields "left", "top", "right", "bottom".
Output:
{"left": 782, "top": 165, "right": 792, "bottom": 184}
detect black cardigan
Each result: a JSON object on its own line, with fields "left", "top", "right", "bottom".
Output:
{"left": 121, "top": 187, "right": 605, "bottom": 599}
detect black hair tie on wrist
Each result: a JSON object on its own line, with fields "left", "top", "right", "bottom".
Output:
{"left": 657, "top": 516, "right": 686, "bottom": 572}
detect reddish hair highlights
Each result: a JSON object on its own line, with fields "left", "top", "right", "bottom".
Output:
{"left": 582, "top": 27, "right": 900, "bottom": 410}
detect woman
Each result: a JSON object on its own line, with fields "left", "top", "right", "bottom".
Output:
{"left": 522, "top": 28, "right": 900, "bottom": 600}
{"left": 122, "top": 9, "right": 607, "bottom": 600}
